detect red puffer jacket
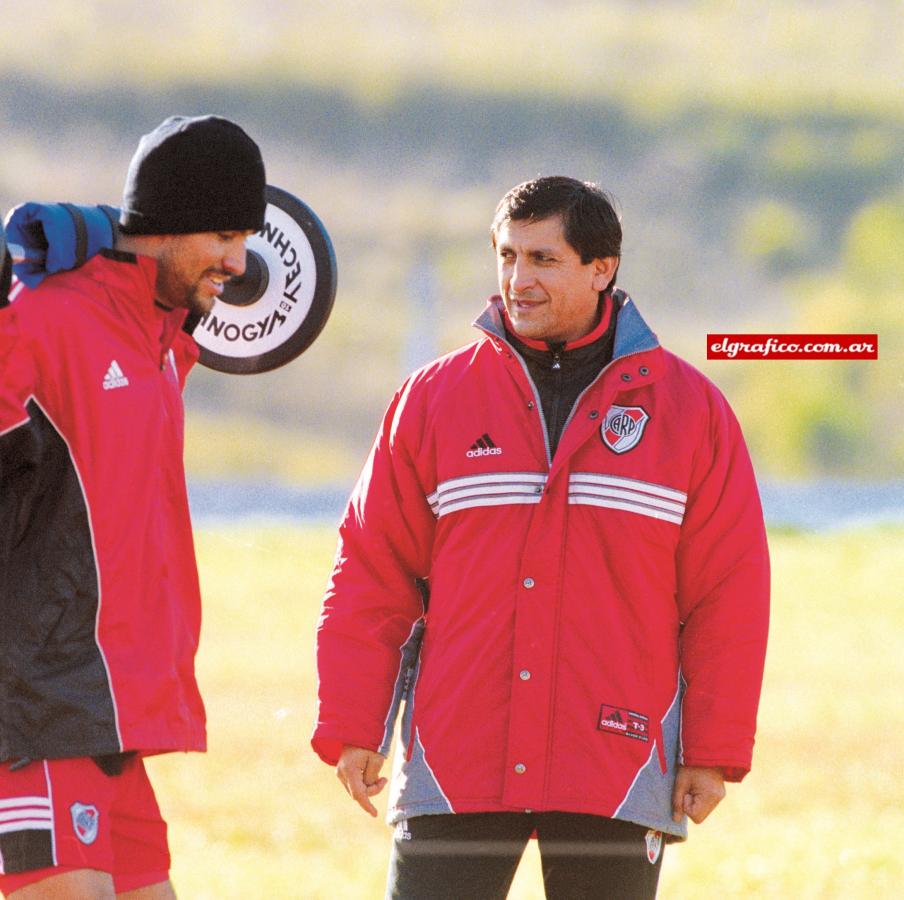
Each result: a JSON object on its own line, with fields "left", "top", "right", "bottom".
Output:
{"left": 0, "top": 250, "right": 206, "bottom": 761}
{"left": 313, "top": 292, "right": 769, "bottom": 838}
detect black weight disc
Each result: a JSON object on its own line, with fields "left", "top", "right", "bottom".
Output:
{"left": 193, "top": 185, "right": 337, "bottom": 374}
{"left": 220, "top": 249, "right": 269, "bottom": 307}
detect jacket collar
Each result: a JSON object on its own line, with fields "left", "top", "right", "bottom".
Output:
{"left": 69, "top": 249, "right": 188, "bottom": 365}
{"left": 500, "top": 292, "right": 614, "bottom": 352}
{"left": 474, "top": 288, "right": 660, "bottom": 363}
{"left": 97, "top": 247, "right": 159, "bottom": 302}
{"left": 88, "top": 249, "right": 190, "bottom": 362}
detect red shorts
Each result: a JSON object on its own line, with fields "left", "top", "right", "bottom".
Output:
{"left": 0, "top": 755, "right": 170, "bottom": 895}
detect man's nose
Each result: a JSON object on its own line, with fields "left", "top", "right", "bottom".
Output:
{"left": 509, "top": 259, "right": 534, "bottom": 292}
{"left": 223, "top": 240, "right": 247, "bottom": 278}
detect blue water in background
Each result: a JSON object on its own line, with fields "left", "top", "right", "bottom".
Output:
{"left": 187, "top": 478, "right": 904, "bottom": 532}
{"left": 757, "top": 480, "right": 904, "bottom": 531}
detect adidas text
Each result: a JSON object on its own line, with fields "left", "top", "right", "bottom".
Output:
{"left": 600, "top": 718, "right": 628, "bottom": 731}
{"left": 466, "top": 447, "right": 503, "bottom": 458}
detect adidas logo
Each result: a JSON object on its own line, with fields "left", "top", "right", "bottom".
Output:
{"left": 466, "top": 433, "right": 503, "bottom": 458}
{"left": 102, "top": 360, "right": 129, "bottom": 391}
{"left": 600, "top": 710, "right": 628, "bottom": 731}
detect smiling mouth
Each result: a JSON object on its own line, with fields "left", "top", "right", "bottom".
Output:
{"left": 510, "top": 295, "right": 544, "bottom": 311}
{"left": 204, "top": 273, "right": 231, "bottom": 296}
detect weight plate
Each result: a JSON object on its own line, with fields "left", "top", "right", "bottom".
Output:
{"left": 193, "top": 185, "right": 337, "bottom": 374}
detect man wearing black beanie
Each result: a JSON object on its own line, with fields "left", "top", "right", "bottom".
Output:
{"left": 0, "top": 116, "right": 266, "bottom": 899}
{"left": 116, "top": 115, "right": 266, "bottom": 316}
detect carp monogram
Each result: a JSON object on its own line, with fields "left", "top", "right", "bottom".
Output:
{"left": 601, "top": 405, "right": 650, "bottom": 454}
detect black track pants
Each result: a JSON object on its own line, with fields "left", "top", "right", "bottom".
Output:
{"left": 385, "top": 812, "right": 664, "bottom": 900}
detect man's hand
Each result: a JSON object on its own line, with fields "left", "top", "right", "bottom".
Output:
{"left": 671, "top": 765, "right": 726, "bottom": 824}
{"left": 336, "top": 745, "right": 388, "bottom": 817}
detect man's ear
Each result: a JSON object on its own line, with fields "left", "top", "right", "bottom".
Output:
{"left": 591, "top": 256, "right": 619, "bottom": 292}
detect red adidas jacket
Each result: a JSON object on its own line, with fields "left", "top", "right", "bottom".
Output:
{"left": 313, "top": 293, "right": 769, "bottom": 838}
{"left": 0, "top": 250, "right": 206, "bottom": 761}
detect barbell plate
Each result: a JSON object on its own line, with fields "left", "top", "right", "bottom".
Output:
{"left": 192, "top": 185, "right": 337, "bottom": 375}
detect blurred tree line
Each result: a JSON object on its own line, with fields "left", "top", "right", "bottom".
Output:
{"left": 1, "top": 1, "right": 901, "bottom": 481}
{"left": 731, "top": 196, "right": 903, "bottom": 477}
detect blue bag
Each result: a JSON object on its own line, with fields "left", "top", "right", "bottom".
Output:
{"left": 4, "top": 203, "right": 119, "bottom": 288}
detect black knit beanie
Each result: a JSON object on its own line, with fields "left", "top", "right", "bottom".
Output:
{"left": 119, "top": 115, "right": 266, "bottom": 235}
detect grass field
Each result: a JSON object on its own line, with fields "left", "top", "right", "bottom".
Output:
{"left": 146, "top": 524, "right": 904, "bottom": 898}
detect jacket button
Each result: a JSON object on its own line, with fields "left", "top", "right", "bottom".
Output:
{"left": 621, "top": 373, "right": 632, "bottom": 382}
{"left": 640, "top": 366, "right": 650, "bottom": 376}
{"left": 588, "top": 410, "right": 599, "bottom": 420}
{"left": 523, "top": 577, "right": 535, "bottom": 589}
{"left": 519, "top": 670, "right": 531, "bottom": 681}
{"left": 534, "top": 486, "right": 543, "bottom": 494}
{"left": 527, "top": 401, "right": 535, "bottom": 409}
{"left": 514, "top": 763, "right": 526, "bottom": 774}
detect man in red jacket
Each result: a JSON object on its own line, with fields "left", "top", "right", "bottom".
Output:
{"left": 313, "top": 177, "right": 769, "bottom": 899}
{"left": 0, "top": 116, "right": 266, "bottom": 899}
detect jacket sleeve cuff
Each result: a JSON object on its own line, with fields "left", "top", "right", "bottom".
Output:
{"left": 681, "top": 755, "right": 750, "bottom": 783}
{"left": 311, "top": 728, "right": 383, "bottom": 766}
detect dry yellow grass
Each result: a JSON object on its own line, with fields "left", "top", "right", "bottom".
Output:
{"left": 147, "top": 524, "right": 904, "bottom": 898}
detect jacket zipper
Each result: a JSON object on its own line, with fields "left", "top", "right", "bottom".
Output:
{"left": 547, "top": 347, "right": 565, "bottom": 455}
{"left": 558, "top": 347, "right": 653, "bottom": 442}
{"left": 494, "top": 333, "right": 655, "bottom": 469}
{"left": 506, "top": 349, "right": 553, "bottom": 468}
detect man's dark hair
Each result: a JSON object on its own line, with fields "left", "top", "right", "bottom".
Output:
{"left": 491, "top": 176, "right": 622, "bottom": 288}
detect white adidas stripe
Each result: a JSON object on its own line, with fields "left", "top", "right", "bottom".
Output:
{"left": 436, "top": 480, "right": 546, "bottom": 504}
{"left": 0, "top": 810, "right": 53, "bottom": 823}
{"left": 568, "top": 495, "right": 684, "bottom": 525}
{"left": 428, "top": 472, "right": 547, "bottom": 518}
{"left": 0, "top": 807, "right": 52, "bottom": 822}
{"left": 429, "top": 471, "right": 546, "bottom": 496}
{"left": 8, "top": 279, "right": 26, "bottom": 303}
{"left": 0, "top": 818, "right": 53, "bottom": 834}
{"left": 569, "top": 473, "right": 686, "bottom": 525}
{"left": 439, "top": 493, "right": 545, "bottom": 517}
{"left": 0, "top": 797, "right": 53, "bottom": 834}
{"left": 425, "top": 471, "right": 686, "bottom": 523}
{"left": 0, "top": 797, "right": 51, "bottom": 811}
{"left": 569, "top": 486, "right": 684, "bottom": 515}
{"left": 569, "top": 473, "right": 687, "bottom": 503}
